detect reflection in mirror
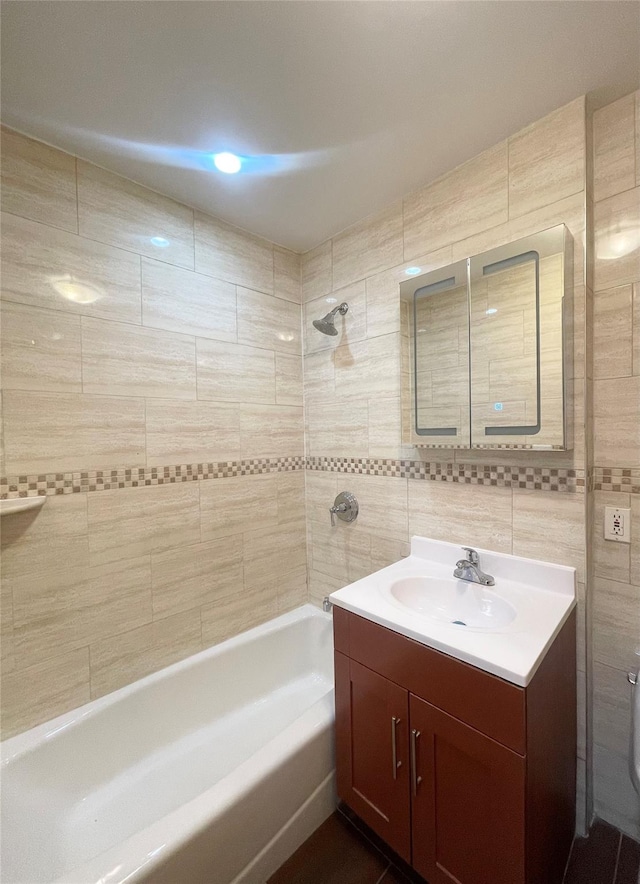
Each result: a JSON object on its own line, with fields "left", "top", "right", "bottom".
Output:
{"left": 401, "top": 260, "right": 470, "bottom": 448}
{"left": 400, "top": 225, "right": 572, "bottom": 451}
{"left": 469, "top": 225, "right": 572, "bottom": 449}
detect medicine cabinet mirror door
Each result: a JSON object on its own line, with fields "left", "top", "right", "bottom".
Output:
{"left": 401, "top": 259, "right": 471, "bottom": 449}
{"left": 469, "top": 225, "right": 572, "bottom": 450}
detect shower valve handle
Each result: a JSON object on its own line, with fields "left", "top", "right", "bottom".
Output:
{"left": 329, "top": 492, "right": 359, "bottom": 527}
{"left": 330, "top": 502, "right": 348, "bottom": 527}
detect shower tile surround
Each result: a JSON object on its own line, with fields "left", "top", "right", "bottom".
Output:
{"left": 0, "top": 91, "right": 638, "bottom": 846}
{"left": 0, "top": 127, "right": 306, "bottom": 740}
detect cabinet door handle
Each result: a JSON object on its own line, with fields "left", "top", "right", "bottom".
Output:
{"left": 411, "top": 728, "right": 423, "bottom": 797}
{"left": 391, "top": 716, "right": 402, "bottom": 779}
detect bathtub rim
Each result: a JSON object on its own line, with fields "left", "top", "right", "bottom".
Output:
{"left": 52, "top": 689, "right": 335, "bottom": 884}
{"left": 1, "top": 603, "right": 335, "bottom": 884}
{"left": 1, "top": 603, "right": 331, "bottom": 764}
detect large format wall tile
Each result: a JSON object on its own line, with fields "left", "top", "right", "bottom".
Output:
{"left": 594, "top": 744, "right": 640, "bottom": 841}
{"left": 275, "top": 354, "right": 303, "bottom": 406}
{"left": 11, "top": 556, "right": 152, "bottom": 670}
{"left": 301, "top": 240, "right": 332, "bottom": 302}
{"left": 333, "top": 334, "right": 401, "bottom": 401}
{"left": 2, "top": 390, "right": 145, "bottom": 475}
{"left": 142, "top": 258, "right": 237, "bottom": 342}
{"left": 1, "top": 582, "right": 15, "bottom": 674}
{"left": 89, "top": 608, "right": 202, "bottom": 700}
{"left": 309, "top": 520, "right": 373, "bottom": 586}
{"left": 403, "top": 142, "right": 508, "bottom": 258}
{"left": 145, "top": 399, "right": 241, "bottom": 465}
{"left": 306, "top": 401, "right": 369, "bottom": 458}
{"left": 194, "top": 212, "right": 273, "bottom": 293}
{"left": 237, "top": 287, "right": 301, "bottom": 354}
{"left": 199, "top": 473, "right": 277, "bottom": 541}
{"left": 593, "top": 576, "right": 640, "bottom": 671}
{"left": 593, "top": 661, "right": 632, "bottom": 756}
{"left": 151, "top": 536, "right": 243, "bottom": 618}
{"left": 332, "top": 201, "right": 403, "bottom": 291}
{"left": 594, "top": 186, "right": 640, "bottom": 291}
{"left": 633, "top": 283, "right": 640, "bottom": 375}
{"left": 242, "top": 523, "right": 307, "bottom": 589}
{"left": 512, "top": 489, "right": 586, "bottom": 581}
{"left": 508, "top": 97, "right": 585, "bottom": 218}
{"left": 408, "top": 480, "right": 513, "bottom": 553}
{"left": 77, "top": 160, "right": 194, "bottom": 268}
{"left": 276, "top": 566, "right": 309, "bottom": 613}
{"left": 593, "top": 285, "right": 633, "bottom": 378}
{"left": 196, "top": 338, "right": 275, "bottom": 404}
{"left": 593, "top": 375, "right": 640, "bottom": 467}
{"left": 593, "top": 93, "right": 637, "bottom": 203}
{"left": 201, "top": 583, "right": 278, "bottom": 647}
{"left": 0, "top": 493, "right": 89, "bottom": 580}
{"left": 0, "top": 302, "right": 82, "bottom": 392}
{"left": 1, "top": 128, "right": 78, "bottom": 232}
{"left": 1, "top": 647, "right": 90, "bottom": 739}
{"left": 274, "top": 246, "right": 301, "bottom": 303}
{"left": 344, "top": 474, "right": 408, "bottom": 543}
{"left": 87, "top": 482, "right": 201, "bottom": 566}
{"left": 1, "top": 212, "right": 142, "bottom": 324}
{"left": 81, "top": 318, "right": 196, "bottom": 399}
{"left": 239, "top": 404, "right": 304, "bottom": 459}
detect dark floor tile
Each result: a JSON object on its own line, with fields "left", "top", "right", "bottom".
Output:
{"left": 379, "top": 865, "right": 415, "bottom": 883}
{"left": 615, "top": 835, "right": 640, "bottom": 884}
{"left": 564, "top": 819, "right": 620, "bottom": 884}
{"left": 337, "top": 804, "right": 427, "bottom": 884}
{"left": 267, "top": 812, "right": 388, "bottom": 884}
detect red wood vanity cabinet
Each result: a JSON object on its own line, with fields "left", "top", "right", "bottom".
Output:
{"left": 333, "top": 607, "right": 576, "bottom": 884}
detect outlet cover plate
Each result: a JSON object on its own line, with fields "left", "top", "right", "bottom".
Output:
{"left": 604, "top": 506, "right": 631, "bottom": 543}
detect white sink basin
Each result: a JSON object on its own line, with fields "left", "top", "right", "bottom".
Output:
{"left": 390, "top": 576, "right": 517, "bottom": 630}
{"left": 329, "top": 535, "right": 576, "bottom": 686}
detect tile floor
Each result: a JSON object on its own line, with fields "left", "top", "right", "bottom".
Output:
{"left": 268, "top": 810, "right": 640, "bottom": 884}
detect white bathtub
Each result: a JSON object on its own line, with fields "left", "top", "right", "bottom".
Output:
{"left": 1, "top": 605, "right": 336, "bottom": 884}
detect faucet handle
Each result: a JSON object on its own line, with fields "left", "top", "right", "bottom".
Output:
{"left": 461, "top": 547, "right": 479, "bottom": 565}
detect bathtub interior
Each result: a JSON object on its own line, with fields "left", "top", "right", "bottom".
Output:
{"left": 1, "top": 606, "right": 334, "bottom": 884}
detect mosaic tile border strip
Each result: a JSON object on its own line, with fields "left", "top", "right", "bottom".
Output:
{"left": 592, "top": 466, "right": 640, "bottom": 495}
{"left": 306, "top": 456, "right": 585, "bottom": 492}
{"left": 3, "top": 455, "right": 610, "bottom": 499}
{"left": 0, "top": 456, "right": 305, "bottom": 499}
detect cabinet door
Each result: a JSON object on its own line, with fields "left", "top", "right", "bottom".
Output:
{"left": 409, "top": 694, "right": 526, "bottom": 884}
{"left": 334, "top": 652, "right": 411, "bottom": 861}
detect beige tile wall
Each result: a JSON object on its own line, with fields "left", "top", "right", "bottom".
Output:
{"left": 590, "top": 91, "right": 640, "bottom": 840}
{"left": 0, "top": 128, "right": 305, "bottom": 738}
{"left": 302, "top": 96, "right": 590, "bottom": 831}
{"left": 0, "top": 97, "right": 620, "bottom": 850}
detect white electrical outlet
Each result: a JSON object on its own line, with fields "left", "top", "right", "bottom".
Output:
{"left": 604, "top": 506, "right": 631, "bottom": 543}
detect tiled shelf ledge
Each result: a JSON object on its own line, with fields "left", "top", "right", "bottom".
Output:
{"left": 0, "top": 495, "right": 46, "bottom": 516}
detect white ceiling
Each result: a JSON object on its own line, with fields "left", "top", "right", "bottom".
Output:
{"left": 2, "top": 1, "right": 639, "bottom": 252}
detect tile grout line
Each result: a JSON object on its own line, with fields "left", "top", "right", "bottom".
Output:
{"left": 612, "top": 832, "right": 622, "bottom": 884}
{"left": 374, "top": 861, "right": 393, "bottom": 884}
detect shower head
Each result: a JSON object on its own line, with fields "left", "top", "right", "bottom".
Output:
{"left": 312, "top": 302, "right": 349, "bottom": 336}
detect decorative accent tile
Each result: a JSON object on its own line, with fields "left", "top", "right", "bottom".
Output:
{"left": 592, "top": 466, "right": 640, "bottom": 495}
{"left": 1, "top": 456, "right": 305, "bottom": 499}
{"left": 2, "top": 455, "right": 610, "bottom": 499}
{"left": 306, "top": 456, "right": 586, "bottom": 493}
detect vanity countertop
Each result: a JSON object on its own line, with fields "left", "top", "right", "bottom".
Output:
{"left": 329, "top": 535, "right": 576, "bottom": 687}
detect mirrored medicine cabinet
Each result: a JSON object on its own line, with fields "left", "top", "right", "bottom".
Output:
{"left": 399, "top": 224, "right": 573, "bottom": 451}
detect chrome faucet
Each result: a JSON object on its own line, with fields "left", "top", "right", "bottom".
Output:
{"left": 453, "top": 547, "right": 495, "bottom": 586}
